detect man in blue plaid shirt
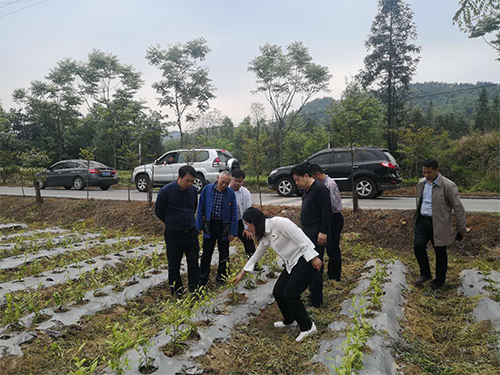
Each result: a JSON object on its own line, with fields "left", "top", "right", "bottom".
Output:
{"left": 197, "top": 171, "right": 238, "bottom": 287}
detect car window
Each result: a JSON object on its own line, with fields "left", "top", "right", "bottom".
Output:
{"left": 309, "top": 152, "right": 332, "bottom": 165}
{"left": 384, "top": 151, "right": 398, "bottom": 165}
{"left": 51, "top": 162, "right": 67, "bottom": 171}
{"left": 66, "top": 161, "right": 80, "bottom": 169}
{"left": 194, "top": 151, "right": 209, "bottom": 162}
{"left": 88, "top": 161, "right": 106, "bottom": 168}
{"left": 157, "top": 152, "right": 177, "bottom": 165}
{"left": 177, "top": 151, "right": 190, "bottom": 164}
{"left": 333, "top": 151, "right": 363, "bottom": 164}
{"left": 358, "top": 149, "right": 380, "bottom": 161}
{"left": 217, "top": 150, "right": 233, "bottom": 162}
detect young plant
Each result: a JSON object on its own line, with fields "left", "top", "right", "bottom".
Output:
{"left": 69, "top": 343, "right": 99, "bottom": 375}
{"left": 4, "top": 292, "right": 25, "bottom": 328}
{"left": 106, "top": 322, "right": 141, "bottom": 375}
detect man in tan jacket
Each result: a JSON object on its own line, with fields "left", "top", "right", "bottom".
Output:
{"left": 414, "top": 159, "right": 467, "bottom": 290}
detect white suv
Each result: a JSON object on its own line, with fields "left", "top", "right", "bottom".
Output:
{"left": 132, "top": 148, "right": 239, "bottom": 193}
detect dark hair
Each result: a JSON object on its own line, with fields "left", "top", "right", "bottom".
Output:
{"left": 290, "top": 162, "right": 311, "bottom": 178}
{"left": 422, "top": 159, "right": 439, "bottom": 170}
{"left": 231, "top": 169, "right": 246, "bottom": 179}
{"left": 309, "top": 164, "right": 325, "bottom": 175}
{"left": 178, "top": 165, "right": 196, "bottom": 178}
{"left": 242, "top": 207, "right": 267, "bottom": 241}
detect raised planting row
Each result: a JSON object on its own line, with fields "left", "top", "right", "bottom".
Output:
{"left": 0, "top": 235, "right": 141, "bottom": 270}
{"left": 313, "top": 259, "right": 408, "bottom": 375}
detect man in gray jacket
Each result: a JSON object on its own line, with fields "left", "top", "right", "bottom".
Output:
{"left": 414, "top": 159, "right": 467, "bottom": 290}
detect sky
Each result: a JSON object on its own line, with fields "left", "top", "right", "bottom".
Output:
{"left": 1, "top": 0, "right": 499, "bottom": 127}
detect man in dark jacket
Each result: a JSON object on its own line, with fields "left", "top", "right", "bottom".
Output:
{"left": 155, "top": 165, "right": 199, "bottom": 297}
{"left": 197, "top": 171, "right": 238, "bottom": 287}
{"left": 292, "top": 163, "right": 332, "bottom": 307}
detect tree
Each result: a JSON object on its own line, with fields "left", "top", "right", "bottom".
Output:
{"left": 453, "top": 0, "right": 500, "bottom": 58}
{"left": 491, "top": 94, "right": 500, "bottom": 130}
{"left": 72, "top": 50, "right": 144, "bottom": 169}
{"left": 329, "top": 80, "right": 385, "bottom": 149}
{"left": 146, "top": 38, "right": 216, "bottom": 148}
{"left": 248, "top": 41, "right": 332, "bottom": 166}
{"left": 329, "top": 80, "right": 386, "bottom": 212}
{"left": 475, "top": 87, "right": 490, "bottom": 131}
{"left": 359, "top": 0, "right": 421, "bottom": 152}
{"left": 394, "top": 125, "right": 435, "bottom": 177}
{"left": 242, "top": 103, "right": 270, "bottom": 206}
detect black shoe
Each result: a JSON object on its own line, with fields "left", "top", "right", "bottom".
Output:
{"left": 414, "top": 275, "right": 432, "bottom": 285}
{"left": 430, "top": 280, "right": 444, "bottom": 290}
{"left": 307, "top": 300, "right": 322, "bottom": 308}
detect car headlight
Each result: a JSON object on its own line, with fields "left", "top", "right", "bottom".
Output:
{"left": 270, "top": 169, "right": 278, "bottom": 176}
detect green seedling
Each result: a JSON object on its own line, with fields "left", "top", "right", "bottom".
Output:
{"left": 106, "top": 322, "right": 141, "bottom": 375}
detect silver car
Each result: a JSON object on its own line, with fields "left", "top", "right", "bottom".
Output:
{"left": 132, "top": 148, "right": 239, "bottom": 193}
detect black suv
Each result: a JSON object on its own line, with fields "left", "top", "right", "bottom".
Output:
{"left": 268, "top": 147, "right": 402, "bottom": 198}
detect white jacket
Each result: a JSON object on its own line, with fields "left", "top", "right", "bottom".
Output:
{"left": 243, "top": 217, "right": 319, "bottom": 274}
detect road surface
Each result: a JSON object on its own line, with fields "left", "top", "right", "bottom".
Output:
{"left": 1, "top": 186, "right": 499, "bottom": 212}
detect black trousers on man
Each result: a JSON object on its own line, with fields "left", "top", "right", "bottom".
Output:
{"left": 302, "top": 226, "right": 326, "bottom": 307}
{"left": 237, "top": 220, "right": 255, "bottom": 257}
{"left": 200, "top": 220, "right": 230, "bottom": 286}
{"left": 164, "top": 227, "right": 200, "bottom": 296}
{"left": 273, "top": 257, "right": 315, "bottom": 332}
{"left": 414, "top": 214, "right": 448, "bottom": 285}
{"left": 327, "top": 213, "right": 344, "bottom": 281}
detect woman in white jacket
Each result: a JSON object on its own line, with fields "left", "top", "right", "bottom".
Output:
{"left": 232, "top": 207, "right": 322, "bottom": 342}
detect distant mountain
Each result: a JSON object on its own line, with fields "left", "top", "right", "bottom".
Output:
{"left": 297, "top": 81, "right": 499, "bottom": 124}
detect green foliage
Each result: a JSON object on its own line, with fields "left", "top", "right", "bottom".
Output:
{"left": 248, "top": 41, "right": 331, "bottom": 165}
{"left": 146, "top": 38, "right": 216, "bottom": 148}
{"left": 359, "top": 0, "right": 421, "bottom": 151}
{"left": 106, "top": 322, "right": 142, "bottom": 375}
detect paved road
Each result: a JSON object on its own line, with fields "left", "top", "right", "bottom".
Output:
{"left": 1, "top": 186, "right": 499, "bottom": 212}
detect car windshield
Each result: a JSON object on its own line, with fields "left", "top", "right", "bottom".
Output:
{"left": 88, "top": 161, "right": 107, "bottom": 168}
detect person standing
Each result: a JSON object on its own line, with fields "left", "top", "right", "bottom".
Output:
{"left": 414, "top": 159, "right": 466, "bottom": 290}
{"left": 309, "top": 164, "right": 344, "bottom": 282}
{"left": 154, "top": 165, "right": 200, "bottom": 297}
{"left": 291, "top": 163, "right": 332, "bottom": 308}
{"left": 232, "top": 207, "right": 322, "bottom": 342}
{"left": 197, "top": 171, "right": 238, "bottom": 287}
{"left": 229, "top": 169, "right": 256, "bottom": 258}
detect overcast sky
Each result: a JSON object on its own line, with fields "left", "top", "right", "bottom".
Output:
{"left": 1, "top": 0, "right": 498, "bottom": 126}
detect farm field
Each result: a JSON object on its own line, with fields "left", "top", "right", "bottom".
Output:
{"left": 0, "top": 197, "right": 498, "bottom": 375}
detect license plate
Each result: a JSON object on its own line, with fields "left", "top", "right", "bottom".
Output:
{"left": 102, "top": 171, "right": 111, "bottom": 176}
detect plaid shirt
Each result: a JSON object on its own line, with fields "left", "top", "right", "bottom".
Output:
{"left": 323, "top": 176, "right": 343, "bottom": 213}
{"left": 211, "top": 184, "right": 224, "bottom": 220}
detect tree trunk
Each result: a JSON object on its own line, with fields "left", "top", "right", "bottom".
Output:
{"left": 33, "top": 177, "right": 43, "bottom": 204}
{"left": 278, "top": 120, "right": 284, "bottom": 167}
{"left": 256, "top": 173, "right": 262, "bottom": 207}
{"left": 350, "top": 145, "right": 359, "bottom": 214}
{"left": 177, "top": 118, "right": 184, "bottom": 148}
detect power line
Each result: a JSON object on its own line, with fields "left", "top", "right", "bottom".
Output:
{"left": 0, "top": 0, "right": 46, "bottom": 18}
{"left": 0, "top": 0, "right": 34, "bottom": 9}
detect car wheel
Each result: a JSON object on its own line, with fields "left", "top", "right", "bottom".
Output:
{"left": 64, "top": 186, "right": 72, "bottom": 190}
{"left": 194, "top": 173, "right": 206, "bottom": 193}
{"left": 73, "top": 177, "right": 84, "bottom": 190}
{"left": 355, "top": 177, "right": 377, "bottom": 199}
{"left": 100, "top": 186, "right": 110, "bottom": 191}
{"left": 135, "top": 174, "right": 149, "bottom": 192}
{"left": 277, "top": 177, "right": 296, "bottom": 197}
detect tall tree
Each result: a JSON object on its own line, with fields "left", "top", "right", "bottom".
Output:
{"left": 359, "top": 0, "right": 421, "bottom": 152}
{"left": 242, "top": 103, "right": 270, "bottom": 206}
{"left": 248, "top": 41, "right": 331, "bottom": 166}
{"left": 453, "top": 0, "right": 500, "bottom": 58}
{"left": 491, "top": 94, "right": 500, "bottom": 130}
{"left": 146, "top": 38, "right": 216, "bottom": 148}
{"left": 475, "top": 87, "right": 490, "bottom": 132}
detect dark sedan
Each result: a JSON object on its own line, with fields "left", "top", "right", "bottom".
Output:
{"left": 38, "top": 160, "right": 118, "bottom": 190}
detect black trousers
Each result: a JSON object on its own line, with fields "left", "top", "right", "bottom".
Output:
{"left": 273, "top": 257, "right": 315, "bottom": 332}
{"left": 238, "top": 220, "right": 256, "bottom": 257}
{"left": 414, "top": 215, "right": 448, "bottom": 285}
{"left": 200, "top": 220, "right": 230, "bottom": 285}
{"left": 302, "top": 226, "right": 326, "bottom": 306}
{"left": 164, "top": 227, "right": 200, "bottom": 295}
{"left": 327, "top": 213, "right": 344, "bottom": 281}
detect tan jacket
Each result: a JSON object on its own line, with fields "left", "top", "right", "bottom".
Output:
{"left": 415, "top": 175, "right": 466, "bottom": 246}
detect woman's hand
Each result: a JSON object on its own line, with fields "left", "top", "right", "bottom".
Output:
{"left": 310, "top": 257, "right": 322, "bottom": 271}
{"left": 231, "top": 270, "right": 246, "bottom": 284}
